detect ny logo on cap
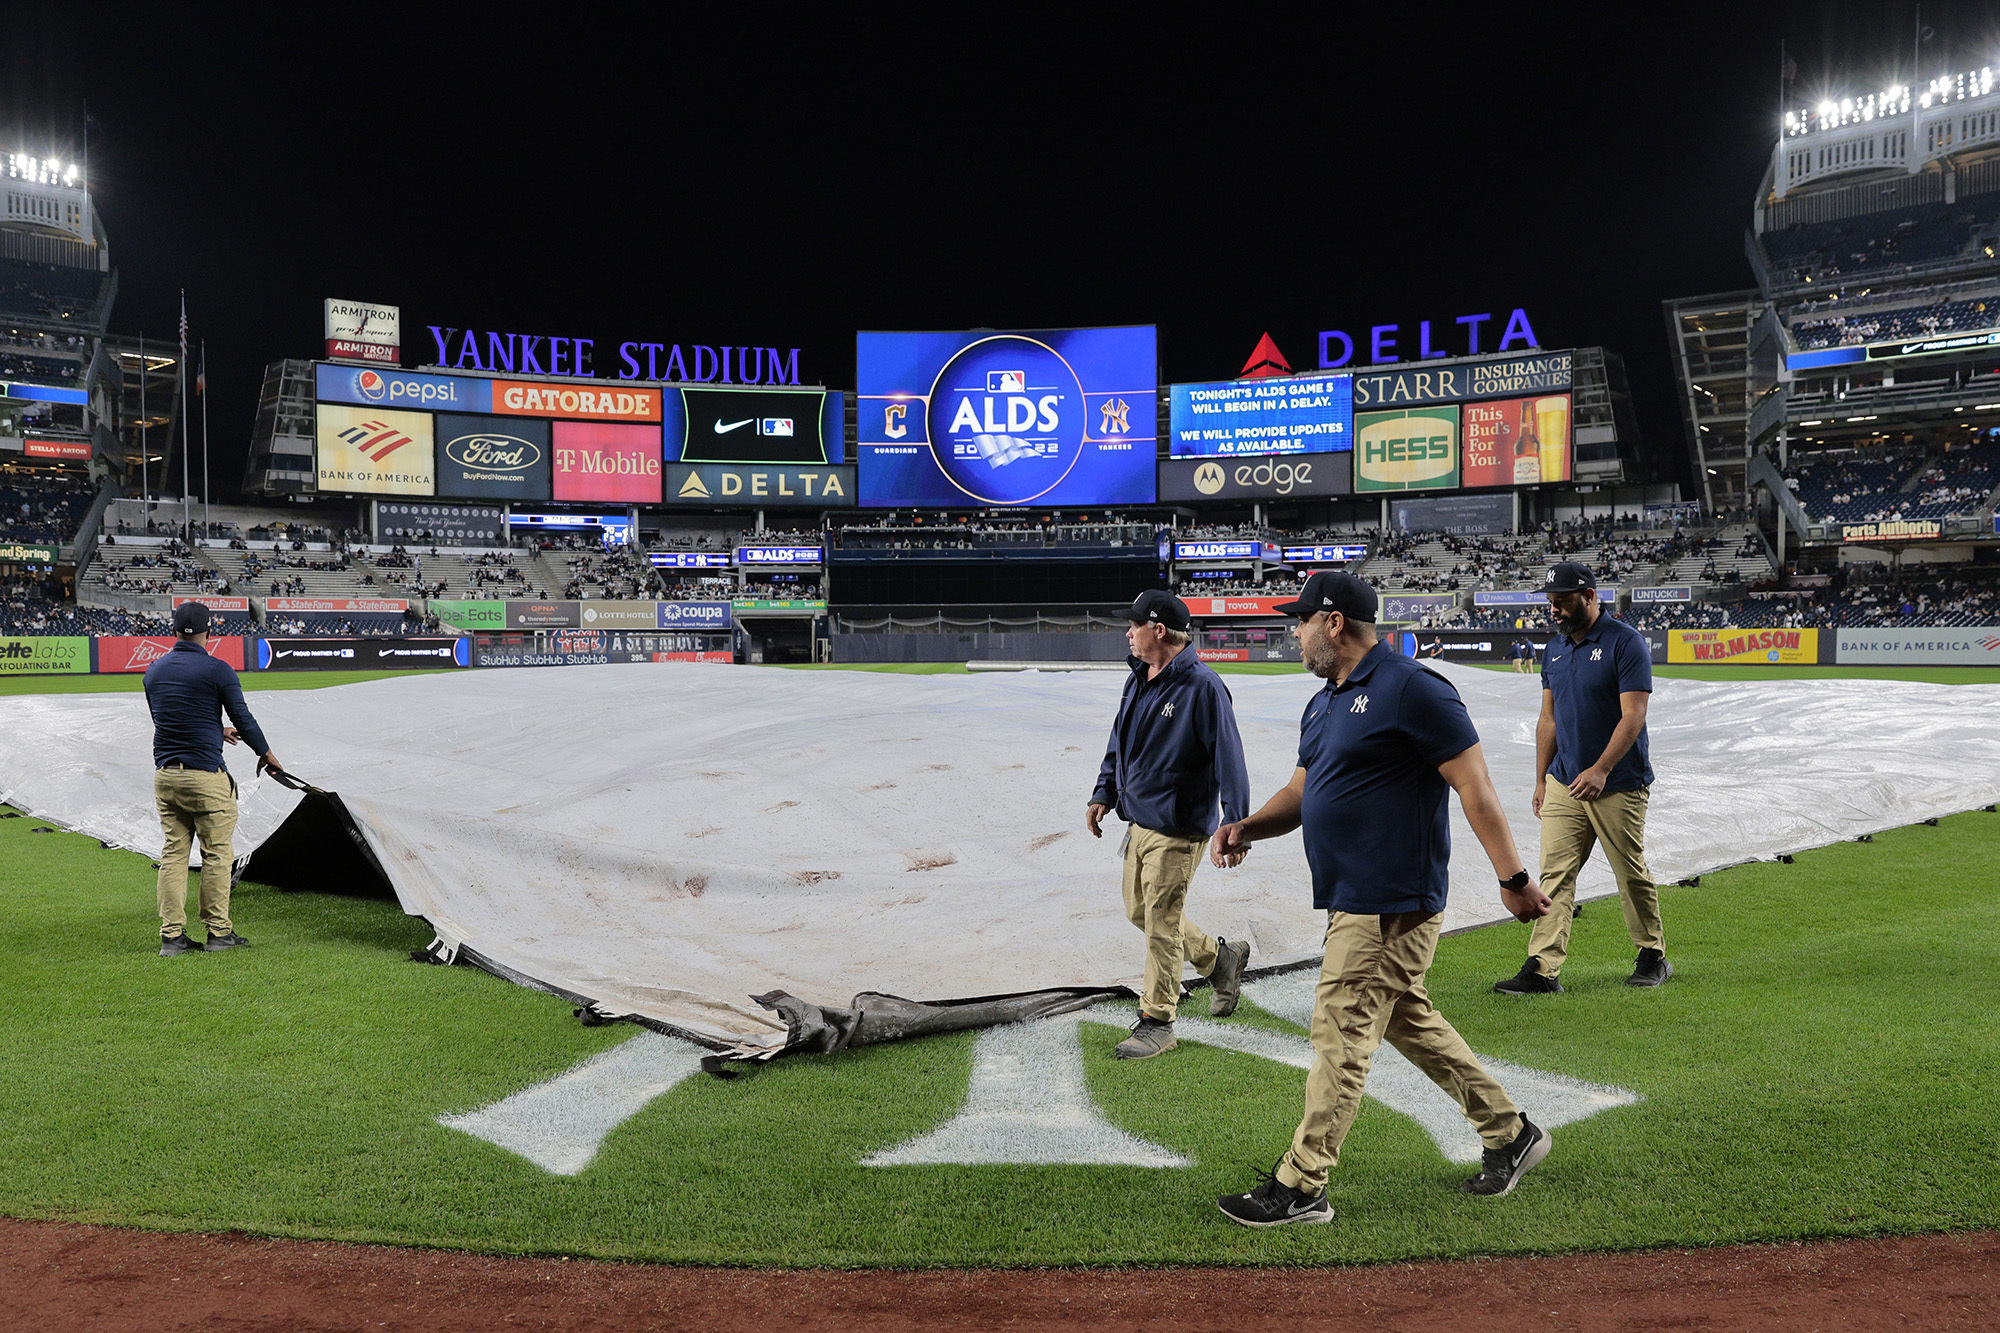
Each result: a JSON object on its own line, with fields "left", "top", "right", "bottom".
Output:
{"left": 1545, "top": 570, "right": 1556, "bottom": 582}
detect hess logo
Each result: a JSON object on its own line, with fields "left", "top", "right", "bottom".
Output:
{"left": 444, "top": 432, "right": 541, "bottom": 473}
{"left": 1358, "top": 411, "right": 1456, "bottom": 484}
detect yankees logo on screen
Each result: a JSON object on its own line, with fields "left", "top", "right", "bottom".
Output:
{"left": 928, "top": 336, "right": 1087, "bottom": 505}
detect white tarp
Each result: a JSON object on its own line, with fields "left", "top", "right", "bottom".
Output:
{"left": 4, "top": 661, "right": 1998, "bottom": 1053}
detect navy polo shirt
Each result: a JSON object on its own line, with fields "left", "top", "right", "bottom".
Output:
{"left": 1541, "top": 611, "right": 1653, "bottom": 791}
{"left": 143, "top": 640, "right": 271, "bottom": 772}
{"left": 1295, "top": 642, "right": 1481, "bottom": 916}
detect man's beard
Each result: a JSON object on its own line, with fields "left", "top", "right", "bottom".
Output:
{"left": 1304, "top": 634, "right": 1342, "bottom": 678}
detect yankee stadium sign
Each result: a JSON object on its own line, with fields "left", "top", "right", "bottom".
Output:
{"left": 425, "top": 327, "right": 805, "bottom": 385}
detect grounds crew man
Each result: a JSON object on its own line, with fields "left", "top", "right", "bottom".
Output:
{"left": 143, "top": 601, "right": 283, "bottom": 956}
{"left": 1087, "top": 589, "right": 1252, "bottom": 1060}
{"left": 1493, "top": 561, "right": 1669, "bottom": 994}
{"left": 1208, "top": 572, "right": 1555, "bottom": 1225}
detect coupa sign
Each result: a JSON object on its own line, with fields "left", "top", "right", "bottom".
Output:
{"left": 655, "top": 601, "right": 731, "bottom": 630}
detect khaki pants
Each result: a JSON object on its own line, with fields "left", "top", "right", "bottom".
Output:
{"left": 1276, "top": 909, "right": 1520, "bottom": 1195}
{"left": 1530, "top": 783, "right": 1662, "bottom": 977}
{"left": 1121, "top": 825, "right": 1219, "bottom": 1023}
{"left": 155, "top": 766, "right": 238, "bottom": 937}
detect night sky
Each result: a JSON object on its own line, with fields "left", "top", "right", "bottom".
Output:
{"left": 8, "top": 3, "right": 1998, "bottom": 503}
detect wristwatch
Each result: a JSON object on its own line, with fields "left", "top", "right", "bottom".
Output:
{"left": 1499, "top": 869, "right": 1531, "bottom": 891}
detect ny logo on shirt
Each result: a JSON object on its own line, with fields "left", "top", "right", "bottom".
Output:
{"left": 1350, "top": 695, "right": 1369, "bottom": 714}
{"left": 1590, "top": 648, "right": 1603, "bottom": 661}
{"left": 1161, "top": 702, "right": 1175, "bottom": 718}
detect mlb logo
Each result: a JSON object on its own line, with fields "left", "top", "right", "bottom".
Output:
{"left": 757, "top": 418, "right": 795, "bottom": 437}
{"left": 987, "top": 370, "right": 1025, "bottom": 393}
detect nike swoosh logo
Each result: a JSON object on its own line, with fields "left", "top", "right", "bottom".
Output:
{"left": 713, "top": 419, "right": 752, "bottom": 434}
{"left": 1548, "top": 656, "right": 1563, "bottom": 663}
{"left": 1287, "top": 1199, "right": 1320, "bottom": 1215}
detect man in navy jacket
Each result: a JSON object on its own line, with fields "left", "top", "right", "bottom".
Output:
{"left": 143, "top": 601, "right": 284, "bottom": 956}
{"left": 1088, "top": 590, "right": 1252, "bottom": 1059}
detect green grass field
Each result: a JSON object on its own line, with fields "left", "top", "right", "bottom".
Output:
{"left": 1, "top": 663, "right": 1996, "bottom": 1267}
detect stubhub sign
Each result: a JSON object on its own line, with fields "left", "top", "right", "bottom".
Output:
{"left": 315, "top": 364, "right": 490, "bottom": 412}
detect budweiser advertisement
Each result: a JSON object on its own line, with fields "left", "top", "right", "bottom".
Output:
{"left": 553, "top": 421, "right": 663, "bottom": 503}
{"left": 97, "top": 636, "right": 248, "bottom": 673}
{"left": 265, "top": 597, "right": 410, "bottom": 614}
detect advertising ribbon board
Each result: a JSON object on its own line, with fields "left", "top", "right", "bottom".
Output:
{"left": 172, "top": 595, "right": 252, "bottom": 612}
{"left": 735, "top": 546, "right": 824, "bottom": 565}
{"left": 24, "top": 438, "right": 91, "bottom": 460}
{"left": 0, "top": 637, "right": 90, "bottom": 675}
{"left": 731, "top": 599, "right": 826, "bottom": 611}
{"left": 1354, "top": 406, "right": 1459, "bottom": 492}
{"left": 1839, "top": 520, "right": 1945, "bottom": 542}
{"left": 1835, "top": 628, "right": 2000, "bottom": 665}
{"left": 650, "top": 551, "right": 732, "bottom": 568}
{"left": 505, "top": 600, "right": 580, "bottom": 630}
{"left": 656, "top": 602, "right": 733, "bottom": 630}
{"left": 666, "top": 462, "right": 854, "bottom": 507}
{"left": 578, "top": 601, "right": 663, "bottom": 629}
{"left": 1631, "top": 586, "right": 1693, "bottom": 604}
{"left": 1187, "top": 596, "right": 1295, "bottom": 617}
{"left": 1195, "top": 648, "right": 1250, "bottom": 661}
{"left": 1282, "top": 543, "right": 1370, "bottom": 564}
{"left": 429, "top": 600, "right": 504, "bottom": 631}
{"left": 0, "top": 542, "right": 59, "bottom": 564}
{"left": 1379, "top": 591, "right": 1459, "bottom": 624}
{"left": 1472, "top": 590, "right": 1549, "bottom": 607}
{"left": 1668, "top": 628, "right": 1818, "bottom": 664}
{"left": 266, "top": 597, "right": 409, "bottom": 614}
{"left": 256, "top": 638, "right": 472, "bottom": 670}
{"left": 97, "top": 636, "right": 247, "bottom": 673}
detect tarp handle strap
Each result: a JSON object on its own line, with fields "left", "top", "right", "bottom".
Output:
{"left": 263, "top": 769, "right": 328, "bottom": 796}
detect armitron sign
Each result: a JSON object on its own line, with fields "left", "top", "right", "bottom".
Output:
{"left": 1839, "top": 519, "right": 1943, "bottom": 542}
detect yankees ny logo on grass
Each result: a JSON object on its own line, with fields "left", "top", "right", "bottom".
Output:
{"left": 439, "top": 977, "right": 1639, "bottom": 1175}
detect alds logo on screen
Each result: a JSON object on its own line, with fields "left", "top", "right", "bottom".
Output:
{"left": 928, "top": 336, "right": 1086, "bottom": 505}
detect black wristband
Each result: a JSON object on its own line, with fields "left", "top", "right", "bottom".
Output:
{"left": 1500, "top": 869, "right": 1531, "bottom": 891}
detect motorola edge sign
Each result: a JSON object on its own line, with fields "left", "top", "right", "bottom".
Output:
{"left": 857, "top": 326, "right": 1156, "bottom": 507}
{"left": 1157, "top": 454, "right": 1352, "bottom": 501}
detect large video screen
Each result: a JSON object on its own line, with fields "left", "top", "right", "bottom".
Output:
{"left": 856, "top": 326, "right": 1156, "bottom": 507}
{"left": 667, "top": 386, "right": 844, "bottom": 466}
{"left": 1166, "top": 373, "right": 1352, "bottom": 458}
{"left": 1354, "top": 406, "right": 1459, "bottom": 493}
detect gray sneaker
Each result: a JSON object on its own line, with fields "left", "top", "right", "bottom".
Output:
{"left": 203, "top": 931, "right": 250, "bottom": 951}
{"left": 158, "top": 933, "right": 201, "bottom": 957}
{"left": 1114, "top": 1016, "right": 1176, "bottom": 1060}
{"left": 1208, "top": 937, "right": 1251, "bottom": 1017}
{"left": 1627, "top": 948, "right": 1672, "bottom": 987}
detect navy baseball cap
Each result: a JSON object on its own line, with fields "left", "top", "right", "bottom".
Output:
{"left": 1274, "top": 571, "right": 1378, "bottom": 623}
{"left": 171, "top": 601, "right": 211, "bottom": 636}
{"left": 1544, "top": 562, "right": 1597, "bottom": 593}
{"left": 1119, "top": 589, "right": 1192, "bottom": 631}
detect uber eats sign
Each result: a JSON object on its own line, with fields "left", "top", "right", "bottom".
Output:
{"left": 1354, "top": 406, "right": 1459, "bottom": 492}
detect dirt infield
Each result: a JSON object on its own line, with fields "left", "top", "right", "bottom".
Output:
{"left": 2, "top": 1218, "right": 1991, "bottom": 1332}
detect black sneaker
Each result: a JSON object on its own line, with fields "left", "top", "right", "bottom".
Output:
{"left": 1463, "top": 1117, "right": 1550, "bottom": 1197}
{"left": 1627, "top": 948, "right": 1673, "bottom": 987}
{"left": 1207, "top": 938, "right": 1251, "bottom": 1017}
{"left": 159, "top": 933, "right": 201, "bottom": 957}
{"left": 1493, "top": 959, "right": 1562, "bottom": 995}
{"left": 203, "top": 931, "right": 250, "bottom": 951}
{"left": 1217, "top": 1165, "right": 1334, "bottom": 1227}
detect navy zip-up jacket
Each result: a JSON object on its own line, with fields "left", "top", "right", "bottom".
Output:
{"left": 143, "top": 640, "right": 271, "bottom": 771}
{"left": 1090, "top": 647, "right": 1250, "bottom": 838}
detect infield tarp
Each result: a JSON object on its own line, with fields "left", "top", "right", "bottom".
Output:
{"left": 3, "top": 663, "right": 1999, "bottom": 1054}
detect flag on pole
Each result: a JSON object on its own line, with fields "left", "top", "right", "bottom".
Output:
{"left": 178, "top": 292, "right": 188, "bottom": 363}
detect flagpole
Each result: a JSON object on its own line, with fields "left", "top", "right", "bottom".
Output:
{"left": 200, "top": 340, "right": 210, "bottom": 540}
{"left": 179, "top": 292, "right": 191, "bottom": 540}
{"left": 138, "top": 332, "right": 147, "bottom": 522}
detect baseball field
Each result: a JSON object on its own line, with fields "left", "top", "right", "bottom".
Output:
{"left": 1, "top": 662, "right": 1996, "bottom": 1280}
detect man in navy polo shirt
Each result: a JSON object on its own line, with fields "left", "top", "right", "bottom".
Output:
{"left": 1494, "top": 561, "right": 1668, "bottom": 994}
{"left": 1207, "top": 572, "right": 1555, "bottom": 1226}
{"left": 143, "top": 601, "right": 284, "bottom": 956}
{"left": 1088, "top": 589, "right": 1252, "bottom": 1060}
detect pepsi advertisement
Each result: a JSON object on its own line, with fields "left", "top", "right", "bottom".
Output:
{"left": 1167, "top": 373, "right": 1353, "bottom": 458}
{"left": 856, "top": 326, "right": 1157, "bottom": 507}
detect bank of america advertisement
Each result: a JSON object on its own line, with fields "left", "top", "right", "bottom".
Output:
{"left": 1354, "top": 406, "right": 1459, "bottom": 492}
{"left": 1167, "top": 374, "right": 1353, "bottom": 458}
{"left": 856, "top": 326, "right": 1156, "bottom": 506}
{"left": 315, "top": 404, "right": 436, "bottom": 495}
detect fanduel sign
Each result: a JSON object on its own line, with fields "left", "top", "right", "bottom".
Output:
{"left": 426, "top": 328, "right": 803, "bottom": 385}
